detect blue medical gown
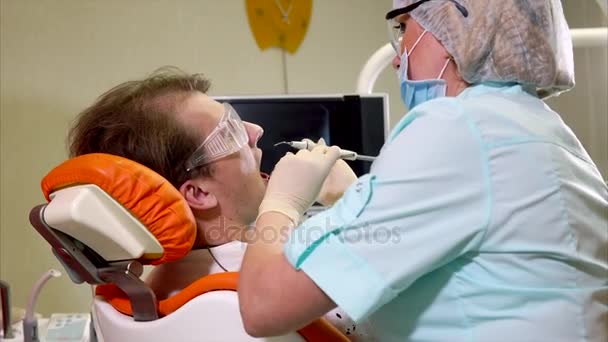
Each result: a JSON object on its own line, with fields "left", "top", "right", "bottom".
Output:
{"left": 284, "top": 84, "right": 608, "bottom": 341}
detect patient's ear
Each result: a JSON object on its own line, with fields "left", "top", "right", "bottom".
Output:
{"left": 179, "top": 179, "right": 218, "bottom": 210}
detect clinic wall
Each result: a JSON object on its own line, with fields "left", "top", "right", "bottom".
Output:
{"left": 545, "top": 1, "right": 608, "bottom": 179}
{"left": 1, "top": 0, "right": 606, "bottom": 317}
{"left": 0, "top": 0, "right": 394, "bottom": 315}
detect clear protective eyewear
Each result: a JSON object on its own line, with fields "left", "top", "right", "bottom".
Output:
{"left": 385, "top": 0, "right": 469, "bottom": 55}
{"left": 185, "top": 102, "right": 248, "bottom": 172}
{"left": 387, "top": 19, "right": 405, "bottom": 55}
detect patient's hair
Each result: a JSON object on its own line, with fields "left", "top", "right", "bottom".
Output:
{"left": 68, "top": 66, "right": 212, "bottom": 188}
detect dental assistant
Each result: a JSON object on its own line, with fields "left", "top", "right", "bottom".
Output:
{"left": 238, "top": 0, "right": 608, "bottom": 341}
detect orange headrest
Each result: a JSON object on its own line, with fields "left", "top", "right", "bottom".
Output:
{"left": 41, "top": 153, "right": 196, "bottom": 265}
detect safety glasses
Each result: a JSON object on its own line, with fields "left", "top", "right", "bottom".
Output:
{"left": 386, "top": 0, "right": 468, "bottom": 54}
{"left": 185, "top": 102, "right": 248, "bottom": 172}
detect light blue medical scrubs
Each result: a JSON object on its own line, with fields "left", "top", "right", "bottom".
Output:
{"left": 285, "top": 83, "right": 608, "bottom": 341}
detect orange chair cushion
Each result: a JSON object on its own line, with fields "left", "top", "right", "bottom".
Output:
{"left": 96, "top": 272, "right": 349, "bottom": 342}
{"left": 41, "top": 153, "right": 196, "bottom": 265}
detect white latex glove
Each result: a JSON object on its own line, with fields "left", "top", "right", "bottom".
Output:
{"left": 317, "top": 159, "right": 357, "bottom": 207}
{"left": 315, "top": 139, "right": 357, "bottom": 207}
{"left": 258, "top": 144, "right": 341, "bottom": 225}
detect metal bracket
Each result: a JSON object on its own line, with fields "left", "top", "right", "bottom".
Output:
{"left": 98, "top": 261, "right": 158, "bottom": 321}
{"left": 29, "top": 204, "right": 159, "bottom": 322}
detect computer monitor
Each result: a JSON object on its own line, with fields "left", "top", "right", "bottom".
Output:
{"left": 213, "top": 94, "right": 389, "bottom": 177}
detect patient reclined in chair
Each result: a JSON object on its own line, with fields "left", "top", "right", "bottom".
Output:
{"left": 30, "top": 153, "right": 351, "bottom": 342}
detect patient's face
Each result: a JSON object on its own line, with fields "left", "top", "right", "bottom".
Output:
{"left": 177, "top": 92, "right": 266, "bottom": 227}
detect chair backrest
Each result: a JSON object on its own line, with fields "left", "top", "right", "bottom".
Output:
{"left": 95, "top": 271, "right": 349, "bottom": 342}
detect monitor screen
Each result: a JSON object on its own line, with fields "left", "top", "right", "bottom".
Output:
{"left": 214, "top": 94, "right": 389, "bottom": 177}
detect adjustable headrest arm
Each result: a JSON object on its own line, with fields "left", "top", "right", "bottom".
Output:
{"left": 97, "top": 262, "right": 158, "bottom": 321}
{"left": 30, "top": 204, "right": 159, "bottom": 321}
{"left": 30, "top": 205, "right": 102, "bottom": 284}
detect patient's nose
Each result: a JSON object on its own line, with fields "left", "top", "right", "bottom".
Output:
{"left": 244, "top": 122, "right": 263, "bottom": 147}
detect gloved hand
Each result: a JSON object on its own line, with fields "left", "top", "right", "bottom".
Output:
{"left": 315, "top": 139, "right": 357, "bottom": 207}
{"left": 258, "top": 144, "right": 341, "bottom": 225}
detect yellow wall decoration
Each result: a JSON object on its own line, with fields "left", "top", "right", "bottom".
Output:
{"left": 245, "top": 0, "right": 312, "bottom": 54}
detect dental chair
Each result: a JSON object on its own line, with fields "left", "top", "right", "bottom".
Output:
{"left": 29, "top": 153, "right": 349, "bottom": 342}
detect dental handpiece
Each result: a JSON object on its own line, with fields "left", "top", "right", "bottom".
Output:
{"left": 274, "top": 140, "right": 377, "bottom": 162}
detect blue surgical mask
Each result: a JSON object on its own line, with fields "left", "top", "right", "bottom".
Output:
{"left": 398, "top": 30, "right": 451, "bottom": 110}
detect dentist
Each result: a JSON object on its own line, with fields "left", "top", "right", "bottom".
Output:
{"left": 239, "top": 1, "right": 608, "bottom": 341}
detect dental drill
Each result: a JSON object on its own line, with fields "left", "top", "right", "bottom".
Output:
{"left": 274, "top": 140, "right": 377, "bottom": 162}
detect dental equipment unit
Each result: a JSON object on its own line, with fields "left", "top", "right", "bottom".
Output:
{"left": 22, "top": 269, "right": 62, "bottom": 342}
{"left": 274, "top": 140, "right": 377, "bottom": 162}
